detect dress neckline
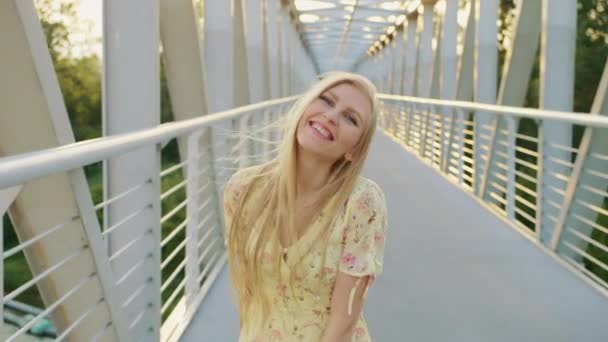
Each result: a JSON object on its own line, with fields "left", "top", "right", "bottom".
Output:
{"left": 277, "top": 211, "right": 326, "bottom": 265}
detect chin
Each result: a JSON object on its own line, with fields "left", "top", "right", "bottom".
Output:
{"left": 296, "top": 128, "right": 342, "bottom": 162}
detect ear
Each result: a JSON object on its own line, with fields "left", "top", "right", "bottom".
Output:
{"left": 344, "top": 152, "right": 354, "bottom": 162}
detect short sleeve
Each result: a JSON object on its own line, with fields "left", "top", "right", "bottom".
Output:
{"left": 338, "top": 180, "right": 388, "bottom": 278}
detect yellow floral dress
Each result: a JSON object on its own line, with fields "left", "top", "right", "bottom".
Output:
{"left": 223, "top": 167, "right": 388, "bottom": 342}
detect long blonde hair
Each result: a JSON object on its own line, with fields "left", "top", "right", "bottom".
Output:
{"left": 226, "top": 71, "right": 378, "bottom": 329}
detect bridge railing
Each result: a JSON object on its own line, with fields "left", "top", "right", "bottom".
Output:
{"left": 378, "top": 94, "right": 608, "bottom": 294}
{"left": 0, "top": 96, "right": 295, "bottom": 341}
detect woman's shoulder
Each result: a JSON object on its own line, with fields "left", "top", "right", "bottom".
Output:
{"left": 346, "top": 176, "right": 386, "bottom": 213}
{"left": 352, "top": 176, "right": 385, "bottom": 199}
{"left": 227, "top": 164, "right": 263, "bottom": 185}
{"left": 224, "top": 164, "right": 266, "bottom": 200}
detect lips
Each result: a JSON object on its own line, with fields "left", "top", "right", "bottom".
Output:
{"left": 309, "top": 120, "right": 335, "bottom": 141}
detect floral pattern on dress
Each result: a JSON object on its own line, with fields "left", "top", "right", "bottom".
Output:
{"left": 223, "top": 167, "right": 388, "bottom": 342}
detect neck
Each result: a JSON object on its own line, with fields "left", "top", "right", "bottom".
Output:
{"left": 295, "top": 148, "right": 334, "bottom": 196}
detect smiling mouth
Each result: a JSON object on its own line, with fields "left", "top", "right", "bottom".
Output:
{"left": 309, "top": 121, "right": 334, "bottom": 141}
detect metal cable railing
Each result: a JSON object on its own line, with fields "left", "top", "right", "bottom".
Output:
{"left": 0, "top": 96, "right": 296, "bottom": 341}
{"left": 378, "top": 93, "right": 608, "bottom": 294}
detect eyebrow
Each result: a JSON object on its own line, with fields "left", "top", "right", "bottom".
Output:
{"left": 325, "top": 90, "right": 364, "bottom": 122}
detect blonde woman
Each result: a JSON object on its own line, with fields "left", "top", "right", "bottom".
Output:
{"left": 223, "top": 72, "right": 388, "bottom": 341}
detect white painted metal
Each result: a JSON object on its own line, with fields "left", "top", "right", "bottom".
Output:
{"left": 234, "top": 0, "right": 251, "bottom": 107}
{"left": 1, "top": 1, "right": 127, "bottom": 340}
{"left": 381, "top": 48, "right": 390, "bottom": 92}
{"left": 185, "top": 131, "right": 202, "bottom": 314}
{"left": 478, "top": 0, "right": 542, "bottom": 231}
{"left": 158, "top": 3, "right": 223, "bottom": 307}
{"left": 440, "top": 0, "right": 458, "bottom": 101}
{"left": 261, "top": 0, "right": 272, "bottom": 100}
{"left": 279, "top": 7, "right": 291, "bottom": 97}
{"left": 473, "top": 0, "right": 498, "bottom": 194}
{"left": 103, "top": 0, "right": 161, "bottom": 338}
{"left": 417, "top": 1, "right": 436, "bottom": 98}
{"left": 266, "top": 0, "right": 281, "bottom": 99}
{"left": 505, "top": 117, "right": 517, "bottom": 220}
{"left": 393, "top": 32, "right": 406, "bottom": 95}
{"left": 0, "top": 97, "right": 297, "bottom": 189}
{"left": 388, "top": 39, "right": 399, "bottom": 93}
{"left": 0, "top": 96, "right": 295, "bottom": 342}
{"left": 438, "top": 0, "right": 458, "bottom": 172}
{"left": 404, "top": 13, "right": 419, "bottom": 96}
{"left": 378, "top": 95, "right": 608, "bottom": 130}
{"left": 204, "top": 0, "right": 234, "bottom": 111}
{"left": 430, "top": 19, "right": 443, "bottom": 100}
{"left": 455, "top": 1, "right": 475, "bottom": 102}
{"left": 539, "top": 0, "right": 577, "bottom": 245}
{"left": 550, "top": 60, "right": 608, "bottom": 253}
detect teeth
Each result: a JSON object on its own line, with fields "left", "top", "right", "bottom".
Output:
{"left": 312, "top": 122, "right": 331, "bottom": 139}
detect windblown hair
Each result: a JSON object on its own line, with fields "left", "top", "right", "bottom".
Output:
{"left": 226, "top": 71, "right": 378, "bottom": 331}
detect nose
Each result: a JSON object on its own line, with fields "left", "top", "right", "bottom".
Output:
{"left": 323, "top": 107, "right": 340, "bottom": 125}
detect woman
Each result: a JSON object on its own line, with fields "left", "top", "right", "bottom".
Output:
{"left": 223, "top": 71, "right": 388, "bottom": 341}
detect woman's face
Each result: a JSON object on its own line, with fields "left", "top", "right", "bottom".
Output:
{"left": 296, "top": 82, "right": 373, "bottom": 163}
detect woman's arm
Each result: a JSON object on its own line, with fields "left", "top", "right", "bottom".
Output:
{"left": 321, "top": 272, "right": 372, "bottom": 342}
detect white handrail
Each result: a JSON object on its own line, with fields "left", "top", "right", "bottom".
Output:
{"left": 379, "top": 94, "right": 608, "bottom": 128}
{"left": 0, "top": 96, "right": 297, "bottom": 188}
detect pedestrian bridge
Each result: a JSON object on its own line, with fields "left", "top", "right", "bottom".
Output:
{"left": 1, "top": 0, "right": 608, "bottom": 341}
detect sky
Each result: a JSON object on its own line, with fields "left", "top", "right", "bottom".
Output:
{"left": 74, "top": 0, "right": 102, "bottom": 57}
{"left": 78, "top": 0, "right": 102, "bottom": 37}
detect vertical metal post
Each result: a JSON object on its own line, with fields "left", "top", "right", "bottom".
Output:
{"left": 455, "top": 0, "right": 475, "bottom": 102}
{"left": 204, "top": 0, "right": 234, "bottom": 111}
{"left": 418, "top": 1, "right": 436, "bottom": 98}
{"left": 478, "top": 0, "right": 542, "bottom": 204}
{"left": 279, "top": 7, "right": 291, "bottom": 97}
{"left": 440, "top": 0, "right": 458, "bottom": 100}
{"left": 473, "top": 0, "right": 498, "bottom": 195}
{"left": 376, "top": 50, "right": 384, "bottom": 92}
{"left": 266, "top": 0, "right": 280, "bottom": 99}
{"left": 204, "top": 0, "right": 235, "bottom": 219}
{"left": 535, "top": 121, "right": 545, "bottom": 241}
{"left": 388, "top": 40, "right": 397, "bottom": 94}
{"left": 103, "top": 0, "right": 161, "bottom": 338}
{"left": 404, "top": 12, "right": 419, "bottom": 96}
{"left": 457, "top": 109, "right": 466, "bottom": 186}
{"left": 233, "top": 0, "right": 251, "bottom": 107}
{"left": 505, "top": 117, "right": 517, "bottom": 220}
{"left": 394, "top": 34, "right": 405, "bottom": 95}
{"left": 261, "top": 0, "right": 271, "bottom": 100}
{"left": 372, "top": 52, "right": 379, "bottom": 91}
{"left": 539, "top": 0, "right": 576, "bottom": 245}
{"left": 416, "top": 0, "right": 436, "bottom": 164}
{"left": 440, "top": 0, "right": 458, "bottom": 172}
{"left": 185, "top": 131, "right": 202, "bottom": 314}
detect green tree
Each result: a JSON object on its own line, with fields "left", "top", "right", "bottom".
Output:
{"left": 36, "top": 0, "right": 103, "bottom": 141}
{"left": 574, "top": 0, "right": 608, "bottom": 113}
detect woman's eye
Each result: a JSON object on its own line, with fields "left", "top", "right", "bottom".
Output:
{"left": 344, "top": 113, "right": 358, "bottom": 126}
{"left": 320, "top": 95, "right": 333, "bottom": 106}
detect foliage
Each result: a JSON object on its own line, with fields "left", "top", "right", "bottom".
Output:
{"left": 575, "top": 0, "right": 608, "bottom": 113}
